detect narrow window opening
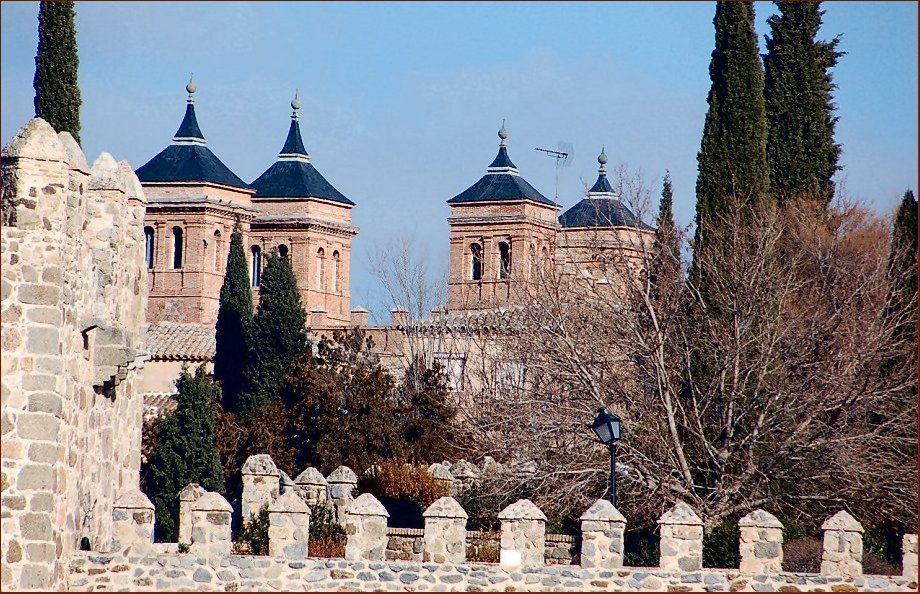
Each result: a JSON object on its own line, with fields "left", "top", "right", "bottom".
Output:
{"left": 278, "top": 244, "right": 289, "bottom": 259}
{"left": 499, "top": 241, "right": 511, "bottom": 279}
{"left": 470, "top": 243, "right": 482, "bottom": 281}
{"left": 316, "top": 248, "right": 325, "bottom": 289}
{"left": 144, "top": 226, "right": 155, "bottom": 269}
{"left": 213, "top": 230, "right": 222, "bottom": 271}
{"left": 251, "top": 245, "right": 262, "bottom": 286}
{"left": 171, "top": 227, "right": 183, "bottom": 269}
{"left": 332, "top": 251, "right": 340, "bottom": 293}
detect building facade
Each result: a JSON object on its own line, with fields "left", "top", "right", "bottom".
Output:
{"left": 138, "top": 84, "right": 653, "bottom": 400}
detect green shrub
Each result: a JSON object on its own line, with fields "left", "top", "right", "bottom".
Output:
{"left": 309, "top": 502, "right": 345, "bottom": 558}
{"left": 703, "top": 519, "right": 739, "bottom": 568}
{"left": 623, "top": 527, "right": 659, "bottom": 567}
{"left": 233, "top": 504, "right": 269, "bottom": 555}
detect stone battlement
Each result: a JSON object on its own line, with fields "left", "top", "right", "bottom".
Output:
{"left": 1, "top": 119, "right": 149, "bottom": 590}
{"left": 70, "top": 454, "right": 918, "bottom": 591}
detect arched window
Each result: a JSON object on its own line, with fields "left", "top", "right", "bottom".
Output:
{"left": 213, "top": 230, "right": 222, "bottom": 271}
{"left": 316, "top": 248, "right": 325, "bottom": 289}
{"left": 470, "top": 243, "right": 482, "bottom": 281}
{"left": 332, "top": 251, "right": 340, "bottom": 293}
{"left": 251, "top": 245, "right": 261, "bottom": 287}
{"left": 144, "top": 226, "right": 155, "bottom": 269}
{"left": 171, "top": 226, "right": 183, "bottom": 269}
{"left": 498, "top": 241, "right": 511, "bottom": 279}
{"left": 278, "top": 244, "right": 289, "bottom": 259}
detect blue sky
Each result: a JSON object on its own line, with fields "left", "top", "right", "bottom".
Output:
{"left": 2, "top": 1, "right": 917, "bottom": 320}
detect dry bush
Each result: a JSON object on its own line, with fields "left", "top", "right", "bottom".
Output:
{"left": 360, "top": 461, "right": 450, "bottom": 510}
{"left": 309, "top": 536, "right": 345, "bottom": 559}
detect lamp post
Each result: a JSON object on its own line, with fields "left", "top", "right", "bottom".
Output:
{"left": 591, "top": 408, "right": 622, "bottom": 507}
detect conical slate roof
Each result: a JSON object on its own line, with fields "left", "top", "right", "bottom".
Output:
{"left": 448, "top": 124, "right": 555, "bottom": 207}
{"left": 135, "top": 81, "right": 251, "bottom": 190}
{"left": 559, "top": 148, "right": 653, "bottom": 230}
{"left": 250, "top": 96, "right": 354, "bottom": 205}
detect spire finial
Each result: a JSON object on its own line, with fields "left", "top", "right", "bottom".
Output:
{"left": 291, "top": 90, "right": 301, "bottom": 121}
{"left": 498, "top": 119, "right": 509, "bottom": 147}
{"left": 186, "top": 74, "right": 197, "bottom": 104}
{"left": 598, "top": 146, "right": 608, "bottom": 174}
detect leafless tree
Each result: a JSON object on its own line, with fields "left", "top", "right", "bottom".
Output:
{"left": 457, "top": 170, "right": 916, "bottom": 532}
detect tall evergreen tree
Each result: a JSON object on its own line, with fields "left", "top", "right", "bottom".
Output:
{"left": 888, "top": 189, "right": 918, "bottom": 342}
{"left": 651, "top": 172, "right": 682, "bottom": 301}
{"left": 764, "top": 1, "right": 843, "bottom": 207}
{"left": 33, "top": 0, "right": 81, "bottom": 144}
{"left": 143, "top": 365, "right": 225, "bottom": 542}
{"left": 694, "top": 0, "right": 770, "bottom": 243}
{"left": 237, "top": 250, "right": 307, "bottom": 416}
{"left": 214, "top": 221, "right": 254, "bottom": 413}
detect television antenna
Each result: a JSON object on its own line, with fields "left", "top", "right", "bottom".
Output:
{"left": 534, "top": 141, "right": 573, "bottom": 201}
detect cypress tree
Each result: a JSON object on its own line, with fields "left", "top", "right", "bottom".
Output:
{"left": 695, "top": 0, "right": 770, "bottom": 241}
{"left": 238, "top": 250, "right": 307, "bottom": 416}
{"left": 214, "top": 221, "right": 254, "bottom": 413}
{"left": 33, "top": 0, "right": 81, "bottom": 144}
{"left": 143, "top": 365, "right": 225, "bottom": 542}
{"left": 764, "top": 1, "right": 843, "bottom": 207}
{"left": 888, "top": 190, "right": 918, "bottom": 342}
{"left": 650, "top": 172, "right": 683, "bottom": 304}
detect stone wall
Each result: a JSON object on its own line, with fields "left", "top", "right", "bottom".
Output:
{"left": 68, "top": 551, "right": 916, "bottom": 592}
{"left": 385, "top": 530, "right": 577, "bottom": 565}
{"left": 1, "top": 119, "right": 148, "bottom": 590}
{"left": 60, "top": 453, "right": 920, "bottom": 591}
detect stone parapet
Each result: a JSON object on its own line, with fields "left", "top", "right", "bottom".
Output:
{"left": 178, "top": 483, "right": 207, "bottom": 545}
{"left": 294, "top": 467, "right": 328, "bottom": 505}
{"left": 344, "top": 493, "right": 390, "bottom": 561}
{"left": 327, "top": 466, "right": 358, "bottom": 525}
{"left": 738, "top": 509, "right": 784, "bottom": 574}
{"left": 68, "top": 550, "right": 920, "bottom": 592}
{"left": 2, "top": 119, "right": 147, "bottom": 590}
{"left": 579, "top": 499, "right": 626, "bottom": 569}
{"left": 111, "top": 491, "right": 155, "bottom": 551}
{"left": 240, "top": 454, "right": 280, "bottom": 524}
{"left": 657, "top": 501, "right": 704, "bottom": 572}
{"left": 820, "top": 510, "right": 864, "bottom": 578}
{"left": 498, "top": 499, "right": 546, "bottom": 567}
{"left": 267, "top": 491, "right": 311, "bottom": 558}
{"left": 190, "top": 492, "right": 233, "bottom": 556}
{"left": 422, "top": 496, "right": 468, "bottom": 563}
{"left": 903, "top": 534, "right": 918, "bottom": 581}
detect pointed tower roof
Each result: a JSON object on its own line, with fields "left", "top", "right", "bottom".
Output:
{"left": 558, "top": 147, "right": 653, "bottom": 229}
{"left": 448, "top": 122, "right": 555, "bottom": 206}
{"left": 249, "top": 93, "right": 354, "bottom": 205}
{"left": 135, "top": 77, "right": 251, "bottom": 190}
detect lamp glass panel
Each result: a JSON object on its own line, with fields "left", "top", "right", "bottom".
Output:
{"left": 593, "top": 418, "right": 612, "bottom": 444}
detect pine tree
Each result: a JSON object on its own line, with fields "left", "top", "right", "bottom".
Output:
{"left": 695, "top": 0, "right": 770, "bottom": 240}
{"left": 764, "top": 1, "right": 843, "bottom": 207}
{"left": 143, "top": 365, "right": 225, "bottom": 542}
{"left": 33, "top": 0, "right": 81, "bottom": 144}
{"left": 214, "top": 221, "right": 254, "bottom": 413}
{"left": 237, "top": 250, "right": 307, "bottom": 416}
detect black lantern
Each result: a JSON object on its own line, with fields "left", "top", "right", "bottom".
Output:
{"left": 592, "top": 408, "right": 622, "bottom": 507}
{"left": 592, "top": 408, "right": 622, "bottom": 445}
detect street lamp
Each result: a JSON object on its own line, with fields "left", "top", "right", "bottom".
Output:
{"left": 592, "top": 408, "right": 622, "bottom": 507}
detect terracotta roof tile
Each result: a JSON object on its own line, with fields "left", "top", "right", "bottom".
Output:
{"left": 146, "top": 322, "right": 216, "bottom": 361}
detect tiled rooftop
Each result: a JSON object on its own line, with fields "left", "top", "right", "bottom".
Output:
{"left": 146, "top": 322, "right": 216, "bottom": 361}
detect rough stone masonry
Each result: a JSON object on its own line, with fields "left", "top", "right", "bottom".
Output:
{"left": 1, "top": 118, "right": 148, "bottom": 590}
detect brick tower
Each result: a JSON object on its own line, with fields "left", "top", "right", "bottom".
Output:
{"left": 136, "top": 78, "right": 255, "bottom": 324}
{"left": 446, "top": 123, "right": 559, "bottom": 311}
{"left": 248, "top": 94, "right": 357, "bottom": 326}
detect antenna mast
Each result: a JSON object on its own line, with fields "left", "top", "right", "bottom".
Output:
{"left": 534, "top": 147, "right": 568, "bottom": 201}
